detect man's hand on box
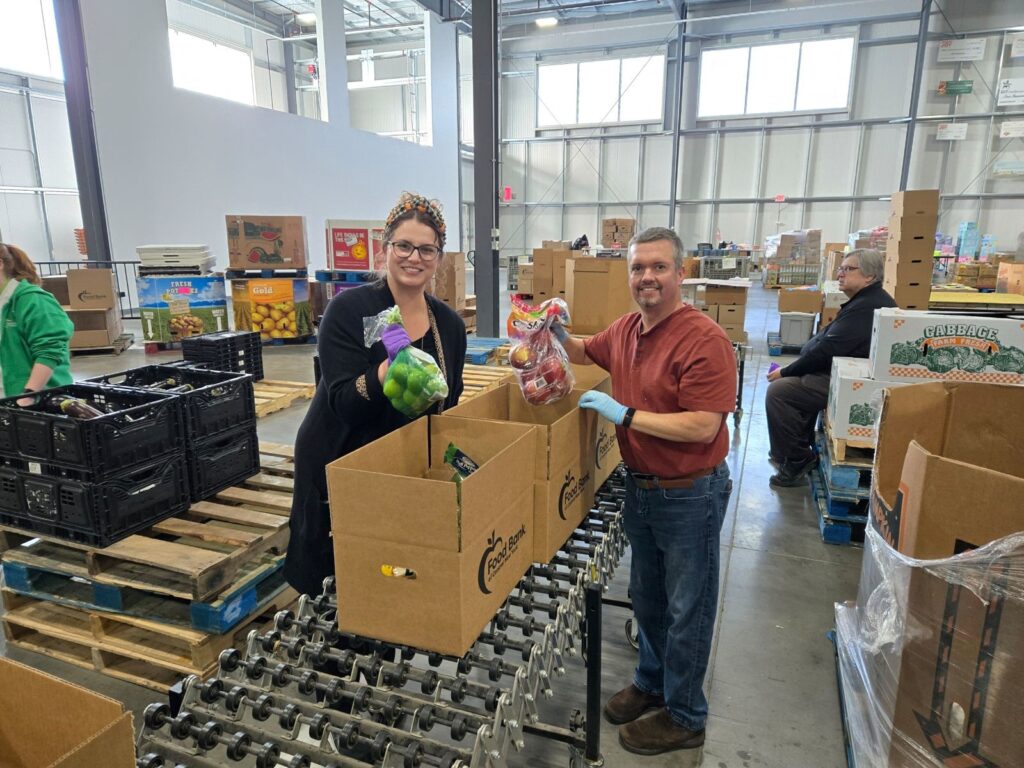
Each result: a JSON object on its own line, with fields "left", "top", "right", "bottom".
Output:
{"left": 579, "top": 390, "right": 629, "bottom": 425}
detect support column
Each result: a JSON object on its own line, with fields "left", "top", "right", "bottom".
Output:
{"left": 667, "top": 4, "right": 687, "bottom": 230}
{"left": 472, "top": 0, "right": 499, "bottom": 337}
{"left": 900, "top": 0, "right": 933, "bottom": 190}
{"left": 53, "top": 0, "right": 110, "bottom": 261}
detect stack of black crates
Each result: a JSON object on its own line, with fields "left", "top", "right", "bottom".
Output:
{"left": 181, "top": 331, "right": 264, "bottom": 381}
{"left": 0, "top": 383, "right": 190, "bottom": 546}
{"left": 86, "top": 366, "right": 259, "bottom": 504}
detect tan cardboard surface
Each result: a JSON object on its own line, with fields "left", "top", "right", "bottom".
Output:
{"left": 41, "top": 275, "right": 70, "bottom": 306}
{"left": 66, "top": 268, "right": 116, "bottom": 310}
{"left": 717, "top": 304, "right": 746, "bottom": 325}
{"left": 226, "top": 214, "right": 307, "bottom": 269}
{"left": 887, "top": 212, "right": 938, "bottom": 239}
{"left": 777, "top": 287, "right": 822, "bottom": 314}
{"left": 698, "top": 304, "right": 719, "bottom": 322}
{"left": 704, "top": 285, "right": 748, "bottom": 306}
{"left": 67, "top": 307, "right": 121, "bottom": 348}
{"left": 0, "top": 658, "right": 135, "bottom": 768}
{"left": 889, "top": 189, "right": 939, "bottom": 217}
{"left": 997, "top": 262, "right": 1024, "bottom": 294}
{"left": 566, "top": 258, "right": 634, "bottom": 334}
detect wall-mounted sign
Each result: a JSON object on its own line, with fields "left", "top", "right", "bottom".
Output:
{"left": 936, "top": 122, "right": 968, "bottom": 140}
{"left": 1011, "top": 34, "right": 1024, "bottom": 59}
{"left": 993, "top": 160, "right": 1024, "bottom": 178}
{"left": 937, "top": 38, "right": 986, "bottom": 62}
{"left": 999, "top": 121, "right": 1024, "bottom": 138}
{"left": 997, "top": 78, "right": 1024, "bottom": 106}
{"left": 938, "top": 79, "right": 974, "bottom": 95}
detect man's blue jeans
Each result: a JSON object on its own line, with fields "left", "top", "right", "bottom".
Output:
{"left": 622, "top": 462, "right": 732, "bottom": 732}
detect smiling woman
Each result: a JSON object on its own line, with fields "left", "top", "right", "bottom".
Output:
{"left": 284, "top": 192, "right": 468, "bottom": 598}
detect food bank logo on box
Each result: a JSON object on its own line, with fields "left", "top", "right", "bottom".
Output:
{"left": 477, "top": 525, "right": 527, "bottom": 595}
{"left": 558, "top": 468, "right": 590, "bottom": 521}
{"left": 595, "top": 427, "right": 615, "bottom": 469}
{"left": 76, "top": 290, "right": 107, "bottom": 302}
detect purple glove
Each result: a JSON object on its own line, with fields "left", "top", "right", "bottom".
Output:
{"left": 382, "top": 323, "right": 411, "bottom": 362}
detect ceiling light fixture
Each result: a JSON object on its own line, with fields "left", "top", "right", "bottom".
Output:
{"left": 295, "top": 12, "right": 317, "bottom": 25}
{"left": 535, "top": 17, "right": 558, "bottom": 28}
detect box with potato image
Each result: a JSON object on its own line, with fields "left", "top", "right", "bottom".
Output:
{"left": 231, "top": 277, "right": 314, "bottom": 341}
{"left": 137, "top": 275, "right": 228, "bottom": 342}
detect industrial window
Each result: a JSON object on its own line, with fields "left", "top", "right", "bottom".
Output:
{"left": 168, "top": 29, "right": 256, "bottom": 107}
{"left": 0, "top": 0, "right": 62, "bottom": 79}
{"left": 697, "top": 37, "right": 855, "bottom": 119}
{"left": 537, "top": 54, "right": 665, "bottom": 128}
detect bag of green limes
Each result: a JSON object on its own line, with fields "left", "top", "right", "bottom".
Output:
{"left": 364, "top": 306, "right": 449, "bottom": 418}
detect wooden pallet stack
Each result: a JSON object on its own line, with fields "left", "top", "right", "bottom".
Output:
{"left": 0, "top": 444, "right": 298, "bottom": 692}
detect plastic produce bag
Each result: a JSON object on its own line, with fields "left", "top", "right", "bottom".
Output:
{"left": 505, "top": 295, "right": 575, "bottom": 406}
{"left": 364, "top": 306, "right": 449, "bottom": 418}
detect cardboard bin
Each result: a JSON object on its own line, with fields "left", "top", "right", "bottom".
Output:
{"left": 40, "top": 275, "right": 70, "bottom": 306}
{"left": 137, "top": 274, "right": 228, "bottom": 343}
{"left": 231, "top": 278, "right": 314, "bottom": 341}
{"left": 431, "top": 252, "right": 467, "bottom": 311}
{"left": 717, "top": 304, "right": 746, "bottom": 326}
{"left": 0, "top": 657, "right": 135, "bottom": 767}
{"left": 226, "top": 214, "right": 307, "bottom": 270}
{"left": 888, "top": 189, "right": 939, "bottom": 217}
{"left": 66, "top": 268, "right": 116, "bottom": 310}
{"left": 996, "top": 261, "right": 1024, "bottom": 294}
{"left": 826, "top": 357, "right": 906, "bottom": 444}
{"left": 327, "top": 416, "right": 538, "bottom": 656}
{"left": 703, "top": 284, "right": 748, "bottom": 306}
{"left": 447, "top": 384, "right": 597, "bottom": 562}
{"left": 565, "top": 257, "right": 634, "bottom": 335}
{"left": 698, "top": 304, "right": 719, "bottom": 322}
{"left": 777, "top": 287, "right": 822, "bottom": 314}
{"left": 67, "top": 307, "right": 122, "bottom": 349}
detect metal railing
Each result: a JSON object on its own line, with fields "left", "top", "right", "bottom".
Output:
{"left": 37, "top": 260, "right": 142, "bottom": 319}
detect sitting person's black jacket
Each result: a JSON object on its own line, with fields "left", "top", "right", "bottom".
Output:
{"left": 780, "top": 281, "right": 897, "bottom": 378}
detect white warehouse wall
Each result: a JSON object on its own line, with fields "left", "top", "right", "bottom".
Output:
{"left": 78, "top": 1, "right": 460, "bottom": 267}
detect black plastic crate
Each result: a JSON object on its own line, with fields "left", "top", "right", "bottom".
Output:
{"left": 84, "top": 365, "right": 255, "bottom": 441}
{"left": 182, "top": 331, "right": 264, "bottom": 381}
{"left": 0, "top": 384, "right": 184, "bottom": 478}
{"left": 187, "top": 423, "right": 260, "bottom": 502}
{"left": 0, "top": 454, "right": 189, "bottom": 547}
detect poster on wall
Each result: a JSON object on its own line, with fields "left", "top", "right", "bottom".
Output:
{"left": 1011, "top": 34, "right": 1024, "bottom": 58}
{"left": 937, "top": 80, "right": 973, "bottom": 95}
{"left": 997, "top": 78, "right": 1024, "bottom": 106}
{"left": 937, "top": 38, "right": 986, "bottom": 62}
{"left": 999, "top": 121, "right": 1024, "bottom": 138}
{"left": 993, "top": 160, "right": 1024, "bottom": 178}
{"left": 936, "top": 123, "right": 968, "bottom": 140}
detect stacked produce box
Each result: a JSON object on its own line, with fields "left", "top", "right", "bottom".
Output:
{"left": 883, "top": 190, "right": 937, "bottom": 309}
{"left": 762, "top": 229, "right": 822, "bottom": 287}
{"left": 600, "top": 217, "right": 635, "bottom": 248}
{"left": 136, "top": 245, "right": 227, "bottom": 344}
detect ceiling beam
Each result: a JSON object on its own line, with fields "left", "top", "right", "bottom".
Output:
{"left": 410, "top": 0, "right": 459, "bottom": 21}
{"left": 668, "top": 0, "right": 685, "bottom": 18}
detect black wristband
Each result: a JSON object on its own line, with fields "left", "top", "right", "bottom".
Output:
{"left": 622, "top": 407, "right": 636, "bottom": 428}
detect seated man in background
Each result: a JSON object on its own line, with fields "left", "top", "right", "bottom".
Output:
{"left": 765, "top": 248, "right": 896, "bottom": 487}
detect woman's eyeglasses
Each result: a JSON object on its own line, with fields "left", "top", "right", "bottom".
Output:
{"left": 389, "top": 240, "right": 441, "bottom": 262}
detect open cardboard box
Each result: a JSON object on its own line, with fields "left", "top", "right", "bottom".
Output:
{"left": 867, "top": 382, "right": 1024, "bottom": 766}
{"left": 0, "top": 658, "right": 135, "bottom": 768}
{"left": 327, "top": 415, "right": 538, "bottom": 656}
{"left": 447, "top": 384, "right": 596, "bottom": 562}
{"left": 569, "top": 365, "right": 621, "bottom": 488}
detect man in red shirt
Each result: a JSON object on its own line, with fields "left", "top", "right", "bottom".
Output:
{"left": 556, "top": 227, "right": 736, "bottom": 755}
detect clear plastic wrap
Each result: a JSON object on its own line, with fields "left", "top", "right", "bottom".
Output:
{"left": 505, "top": 295, "right": 575, "bottom": 406}
{"left": 364, "top": 306, "right": 449, "bottom": 418}
{"left": 835, "top": 525, "right": 1024, "bottom": 768}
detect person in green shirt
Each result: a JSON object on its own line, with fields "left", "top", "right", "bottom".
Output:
{"left": 0, "top": 243, "right": 74, "bottom": 405}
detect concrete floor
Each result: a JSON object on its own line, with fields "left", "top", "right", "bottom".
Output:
{"left": 0, "top": 277, "right": 862, "bottom": 767}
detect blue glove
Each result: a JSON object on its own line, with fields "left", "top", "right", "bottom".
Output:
{"left": 550, "top": 320, "right": 569, "bottom": 343}
{"left": 579, "top": 390, "right": 629, "bottom": 425}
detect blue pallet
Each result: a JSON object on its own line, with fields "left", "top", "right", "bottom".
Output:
{"left": 225, "top": 268, "right": 308, "bottom": 279}
{"left": 314, "top": 269, "right": 376, "bottom": 283}
{"left": 466, "top": 349, "right": 495, "bottom": 364}
{"left": 815, "top": 433, "right": 872, "bottom": 497}
{"left": 467, "top": 336, "right": 510, "bottom": 348}
{"left": 811, "top": 467, "right": 868, "bottom": 522}
{"left": 811, "top": 473, "right": 866, "bottom": 546}
{"left": 1, "top": 554, "right": 288, "bottom": 634}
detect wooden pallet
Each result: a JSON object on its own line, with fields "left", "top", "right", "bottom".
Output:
{"left": 823, "top": 421, "right": 875, "bottom": 465}
{"left": 2, "top": 587, "right": 297, "bottom": 692}
{"left": 0, "top": 448, "right": 294, "bottom": 602}
{"left": 459, "top": 364, "right": 515, "bottom": 403}
{"left": 71, "top": 332, "right": 135, "bottom": 356}
{"left": 253, "top": 379, "right": 315, "bottom": 417}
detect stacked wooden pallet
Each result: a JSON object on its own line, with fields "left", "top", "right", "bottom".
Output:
{"left": 253, "top": 379, "right": 316, "bottom": 417}
{"left": 0, "top": 444, "right": 298, "bottom": 692}
{"left": 459, "top": 364, "right": 514, "bottom": 403}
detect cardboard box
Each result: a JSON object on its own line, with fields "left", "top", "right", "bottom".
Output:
{"left": 67, "top": 307, "right": 122, "bottom": 348}
{"left": 566, "top": 365, "right": 621, "bottom": 488}
{"left": 226, "top": 214, "right": 307, "bottom": 270}
{"left": 327, "top": 416, "right": 538, "bottom": 656}
{"left": 703, "top": 284, "right": 748, "bottom": 306}
{"left": 889, "top": 189, "right": 939, "bottom": 217}
{"left": 533, "top": 248, "right": 580, "bottom": 296}
{"left": 777, "top": 287, "right": 822, "bottom": 314}
{"left": 40, "top": 275, "right": 70, "bottom": 306}
{"left": 887, "top": 213, "right": 937, "bottom": 241}
{"left": 66, "top": 268, "right": 116, "bottom": 310}
{"left": 565, "top": 258, "right": 634, "bottom": 335}
{"left": 821, "top": 282, "right": 849, "bottom": 310}
{"left": 447, "top": 384, "right": 597, "bottom": 562}
{"left": 230, "top": 278, "right": 314, "bottom": 341}
{"left": 818, "top": 306, "right": 840, "bottom": 331}
{"left": 976, "top": 276, "right": 997, "bottom": 290}
{"left": 720, "top": 324, "right": 747, "bottom": 344}
{"left": 997, "top": 261, "right": 1024, "bottom": 294}
{"left": 826, "top": 357, "right": 904, "bottom": 443}
{"left": 137, "top": 275, "right": 228, "bottom": 342}
{"left": 0, "top": 657, "right": 135, "bottom": 767}
{"left": 684, "top": 257, "right": 701, "bottom": 280}
{"left": 868, "top": 382, "right": 1024, "bottom": 768}
{"left": 326, "top": 220, "right": 386, "bottom": 272}
{"left": 884, "top": 250, "right": 933, "bottom": 283}
{"left": 698, "top": 304, "right": 719, "bottom": 322}
{"left": 882, "top": 278, "right": 931, "bottom": 310}
{"left": 541, "top": 240, "right": 571, "bottom": 250}
{"left": 432, "top": 252, "right": 467, "bottom": 311}
{"left": 869, "top": 308, "right": 1024, "bottom": 384}
{"left": 717, "top": 304, "right": 746, "bottom": 326}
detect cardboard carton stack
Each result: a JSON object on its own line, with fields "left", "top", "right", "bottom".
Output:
{"left": 431, "top": 251, "right": 468, "bottom": 312}
{"left": 996, "top": 260, "right": 1024, "bottom": 294}
{"left": 690, "top": 280, "right": 750, "bottom": 344}
{"left": 226, "top": 215, "right": 308, "bottom": 271}
{"left": 826, "top": 357, "right": 906, "bottom": 445}
{"left": 819, "top": 242, "right": 849, "bottom": 286}
{"left": 776, "top": 286, "right": 821, "bottom": 347}
{"left": 601, "top": 218, "right": 635, "bottom": 249}
{"left": 47, "top": 268, "right": 124, "bottom": 350}
{"left": 762, "top": 229, "right": 822, "bottom": 287}
{"left": 819, "top": 280, "right": 849, "bottom": 331}
{"left": 565, "top": 256, "right": 634, "bottom": 335}
{"left": 527, "top": 243, "right": 585, "bottom": 302}
{"left": 884, "top": 190, "right": 937, "bottom": 310}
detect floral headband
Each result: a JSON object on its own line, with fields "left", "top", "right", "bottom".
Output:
{"left": 385, "top": 193, "right": 446, "bottom": 247}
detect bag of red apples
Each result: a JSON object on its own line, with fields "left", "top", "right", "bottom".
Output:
{"left": 505, "top": 295, "right": 575, "bottom": 405}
